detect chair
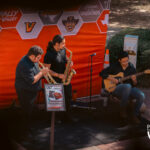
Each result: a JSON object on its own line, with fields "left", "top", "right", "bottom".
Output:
{"left": 100, "top": 88, "right": 120, "bottom": 106}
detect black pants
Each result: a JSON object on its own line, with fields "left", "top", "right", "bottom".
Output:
{"left": 56, "top": 84, "right": 72, "bottom": 120}
{"left": 16, "top": 88, "right": 38, "bottom": 133}
{"left": 64, "top": 83, "right": 72, "bottom": 112}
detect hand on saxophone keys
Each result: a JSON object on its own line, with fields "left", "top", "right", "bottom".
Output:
{"left": 57, "top": 73, "right": 65, "bottom": 80}
{"left": 70, "top": 61, "right": 73, "bottom": 67}
{"left": 66, "top": 56, "right": 73, "bottom": 67}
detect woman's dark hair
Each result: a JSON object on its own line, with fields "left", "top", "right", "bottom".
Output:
{"left": 47, "top": 34, "right": 64, "bottom": 51}
{"left": 118, "top": 51, "right": 129, "bottom": 60}
{"left": 52, "top": 34, "right": 64, "bottom": 45}
{"left": 27, "top": 45, "right": 43, "bottom": 56}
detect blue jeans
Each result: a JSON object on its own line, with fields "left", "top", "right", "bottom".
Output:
{"left": 113, "top": 84, "right": 145, "bottom": 116}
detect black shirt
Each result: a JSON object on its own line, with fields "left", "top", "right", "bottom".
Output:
{"left": 100, "top": 62, "right": 136, "bottom": 86}
{"left": 44, "top": 43, "right": 67, "bottom": 83}
{"left": 15, "top": 55, "right": 41, "bottom": 92}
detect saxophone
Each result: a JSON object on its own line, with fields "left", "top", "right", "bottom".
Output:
{"left": 38, "top": 61, "right": 57, "bottom": 84}
{"left": 63, "top": 48, "right": 76, "bottom": 85}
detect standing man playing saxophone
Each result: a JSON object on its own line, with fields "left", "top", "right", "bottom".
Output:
{"left": 44, "top": 34, "right": 74, "bottom": 123}
{"left": 15, "top": 45, "right": 49, "bottom": 138}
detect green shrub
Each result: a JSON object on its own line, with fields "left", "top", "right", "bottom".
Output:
{"left": 106, "top": 28, "right": 150, "bottom": 87}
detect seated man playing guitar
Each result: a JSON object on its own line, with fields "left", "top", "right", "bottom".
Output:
{"left": 100, "top": 51, "right": 145, "bottom": 124}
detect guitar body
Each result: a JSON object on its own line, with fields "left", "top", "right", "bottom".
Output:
{"left": 104, "top": 72, "right": 124, "bottom": 92}
{"left": 103, "top": 69, "right": 150, "bottom": 92}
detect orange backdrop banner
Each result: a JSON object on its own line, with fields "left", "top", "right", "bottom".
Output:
{"left": 0, "top": 0, "right": 111, "bottom": 109}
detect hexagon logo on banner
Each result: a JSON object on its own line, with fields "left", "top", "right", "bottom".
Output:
{"left": 98, "top": 0, "right": 111, "bottom": 10}
{"left": 0, "top": 8, "right": 22, "bottom": 28}
{"left": 57, "top": 11, "right": 83, "bottom": 36}
{"left": 39, "top": 10, "right": 62, "bottom": 25}
{"left": 97, "top": 10, "right": 109, "bottom": 33}
{"left": 79, "top": 0, "right": 102, "bottom": 22}
{"left": 16, "top": 13, "right": 43, "bottom": 39}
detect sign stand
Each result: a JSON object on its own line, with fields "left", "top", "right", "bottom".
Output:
{"left": 44, "top": 84, "right": 66, "bottom": 150}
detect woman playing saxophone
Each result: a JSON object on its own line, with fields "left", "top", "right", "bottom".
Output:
{"left": 43, "top": 34, "right": 75, "bottom": 122}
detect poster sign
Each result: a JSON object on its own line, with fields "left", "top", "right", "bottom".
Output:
{"left": 124, "top": 34, "right": 138, "bottom": 68}
{"left": 44, "top": 84, "right": 65, "bottom": 111}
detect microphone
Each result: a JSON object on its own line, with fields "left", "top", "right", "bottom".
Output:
{"left": 90, "top": 53, "right": 96, "bottom": 56}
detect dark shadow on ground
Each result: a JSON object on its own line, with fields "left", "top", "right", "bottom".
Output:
{"left": 0, "top": 100, "right": 149, "bottom": 150}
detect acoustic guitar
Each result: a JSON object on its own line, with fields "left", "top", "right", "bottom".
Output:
{"left": 104, "top": 69, "right": 150, "bottom": 92}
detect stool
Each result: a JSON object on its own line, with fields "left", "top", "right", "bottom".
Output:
{"left": 100, "top": 88, "right": 120, "bottom": 107}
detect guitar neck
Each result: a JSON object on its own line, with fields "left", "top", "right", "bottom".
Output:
{"left": 120, "top": 72, "right": 144, "bottom": 82}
